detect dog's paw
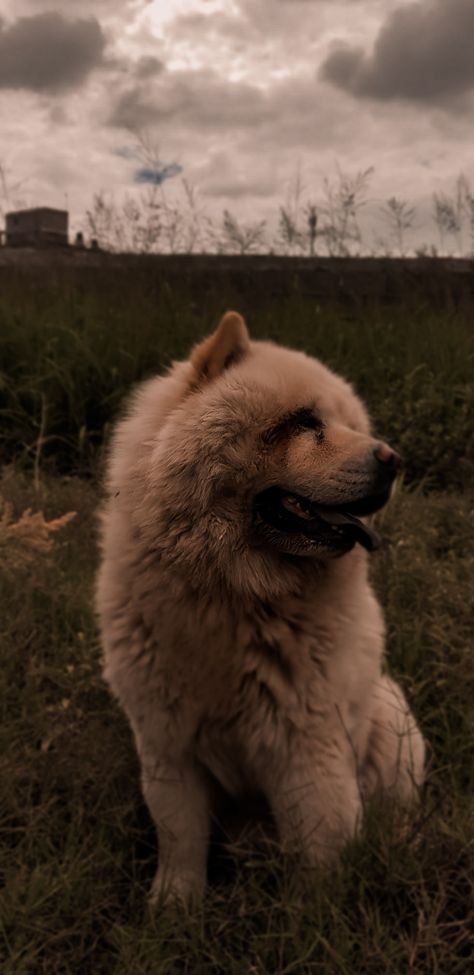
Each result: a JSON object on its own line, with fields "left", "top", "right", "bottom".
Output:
{"left": 149, "top": 867, "right": 205, "bottom": 909}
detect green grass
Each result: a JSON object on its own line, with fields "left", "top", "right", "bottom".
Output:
{"left": 0, "top": 470, "right": 473, "bottom": 975}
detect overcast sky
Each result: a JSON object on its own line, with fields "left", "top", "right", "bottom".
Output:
{"left": 1, "top": 0, "right": 474, "bottom": 251}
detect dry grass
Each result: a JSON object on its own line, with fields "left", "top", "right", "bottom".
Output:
{"left": 0, "top": 277, "right": 473, "bottom": 972}
{"left": 0, "top": 469, "right": 472, "bottom": 974}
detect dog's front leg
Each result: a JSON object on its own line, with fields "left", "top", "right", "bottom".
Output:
{"left": 268, "top": 752, "right": 362, "bottom": 868}
{"left": 140, "top": 753, "right": 211, "bottom": 906}
{"left": 359, "top": 674, "right": 425, "bottom": 803}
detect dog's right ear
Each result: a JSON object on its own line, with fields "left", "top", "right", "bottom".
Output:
{"left": 190, "top": 311, "right": 250, "bottom": 383}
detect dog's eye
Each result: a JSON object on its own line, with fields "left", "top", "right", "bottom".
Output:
{"left": 263, "top": 408, "right": 324, "bottom": 444}
{"left": 294, "top": 410, "right": 324, "bottom": 433}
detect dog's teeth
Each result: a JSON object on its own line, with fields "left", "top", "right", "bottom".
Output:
{"left": 282, "top": 495, "right": 313, "bottom": 520}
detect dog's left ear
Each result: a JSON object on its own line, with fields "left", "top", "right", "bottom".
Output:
{"left": 191, "top": 311, "right": 250, "bottom": 382}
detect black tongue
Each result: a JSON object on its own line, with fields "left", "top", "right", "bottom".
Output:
{"left": 311, "top": 506, "right": 381, "bottom": 552}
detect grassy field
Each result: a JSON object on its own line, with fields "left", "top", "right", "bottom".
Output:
{"left": 0, "top": 269, "right": 473, "bottom": 973}
{"left": 0, "top": 265, "right": 472, "bottom": 487}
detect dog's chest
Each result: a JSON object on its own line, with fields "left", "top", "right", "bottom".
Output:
{"left": 193, "top": 598, "right": 382, "bottom": 795}
{"left": 194, "top": 614, "right": 335, "bottom": 793}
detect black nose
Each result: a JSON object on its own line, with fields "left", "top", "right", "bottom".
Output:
{"left": 374, "top": 444, "right": 402, "bottom": 475}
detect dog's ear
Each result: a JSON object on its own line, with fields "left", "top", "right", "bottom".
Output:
{"left": 191, "top": 311, "right": 250, "bottom": 382}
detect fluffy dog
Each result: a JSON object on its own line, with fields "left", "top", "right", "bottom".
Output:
{"left": 97, "top": 311, "right": 425, "bottom": 903}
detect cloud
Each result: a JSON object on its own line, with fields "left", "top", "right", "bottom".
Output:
{"left": 162, "top": 0, "right": 328, "bottom": 58}
{"left": 134, "top": 163, "right": 183, "bottom": 185}
{"left": 7, "top": 0, "right": 147, "bottom": 15}
{"left": 276, "top": 0, "right": 359, "bottom": 3}
{"left": 201, "top": 172, "right": 278, "bottom": 201}
{"left": 113, "top": 144, "right": 182, "bottom": 186}
{"left": 135, "top": 55, "right": 163, "bottom": 79}
{"left": 108, "top": 86, "right": 161, "bottom": 130}
{"left": 320, "top": 0, "right": 474, "bottom": 104}
{"left": 105, "top": 66, "right": 371, "bottom": 172}
{"left": 0, "top": 12, "right": 106, "bottom": 92}
{"left": 108, "top": 70, "right": 272, "bottom": 132}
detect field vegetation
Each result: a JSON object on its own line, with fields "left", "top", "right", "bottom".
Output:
{"left": 0, "top": 268, "right": 473, "bottom": 973}
{"left": 81, "top": 160, "right": 474, "bottom": 259}
{"left": 3, "top": 154, "right": 474, "bottom": 258}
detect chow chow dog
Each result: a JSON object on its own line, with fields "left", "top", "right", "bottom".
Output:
{"left": 97, "top": 311, "right": 425, "bottom": 904}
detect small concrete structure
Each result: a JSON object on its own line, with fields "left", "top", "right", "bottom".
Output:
{"left": 5, "top": 207, "right": 68, "bottom": 247}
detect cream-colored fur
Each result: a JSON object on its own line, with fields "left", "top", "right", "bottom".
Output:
{"left": 97, "top": 312, "right": 425, "bottom": 904}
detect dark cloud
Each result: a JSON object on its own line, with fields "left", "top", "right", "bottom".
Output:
{"left": 108, "top": 86, "right": 160, "bottom": 130}
{"left": 0, "top": 12, "right": 106, "bottom": 93}
{"left": 105, "top": 67, "right": 362, "bottom": 174}
{"left": 135, "top": 56, "right": 163, "bottom": 80}
{"left": 108, "top": 71, "right": 271, "bottom": 132}
{"left": 320, "top": 0, "right": 474, "bottom": 104}
{"left": 15, "top": 0, "right": 146, "bottom": 13}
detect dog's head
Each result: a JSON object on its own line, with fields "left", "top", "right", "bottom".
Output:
{"left": 142, "top": 312, "right": 400, "bottom": 594}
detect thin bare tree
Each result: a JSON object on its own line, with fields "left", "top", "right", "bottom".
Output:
{"left": 432, "top": 174, "right": 474, "bottom": 256}
{"left": 217, "top": 209, "right": 267, "bottom": 254}
{"left": 275, "top": 168, "right": 306, "bottom": 255}
{"left": 456, "top": 173, "right": 474, "bottom": 256}
{"left": 306, "top": 204, "right": 318, "bottom": 257}
{"left": 381, "top": 197, "right": 416, "bottom": 256}
{"left": 433, "top": 193, "right": 461, "bottom": 255}
{"left": 319, "top": 166, "right": 374, "bottom": 256}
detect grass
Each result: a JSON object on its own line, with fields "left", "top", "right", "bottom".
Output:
{"left": 0, "top": 267, "right": 473, "bottom": 971}
{"left": 0, "top": 266, "right": 472, "bottom": 487}
{"left": 0, "top": 470, "right": 472, "bottom": 973}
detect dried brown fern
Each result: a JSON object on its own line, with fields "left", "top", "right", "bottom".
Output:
{"left": 0, "top": 495, "right": 76, "bottom": 572}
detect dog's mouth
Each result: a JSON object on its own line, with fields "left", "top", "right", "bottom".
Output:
{"left": 254, "top": 486, "right": 391, "bottom": 554}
